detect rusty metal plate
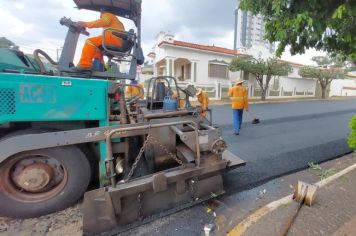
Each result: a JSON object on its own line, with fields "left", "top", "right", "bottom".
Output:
{"left": 83, "top": 173, "right": 227, "bottom": 235}
{"left": 152, "top": 173, "right": 167, "bottom": 193}
{"left": 223, "top": 150, "right": 246, "bottom": 169}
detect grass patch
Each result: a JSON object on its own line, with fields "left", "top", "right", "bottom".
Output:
{"left": 339, "top": 175, "right": 349, "bottom": 182}
{"left": 308, "top": 162, "right": 337, "bottom": 180}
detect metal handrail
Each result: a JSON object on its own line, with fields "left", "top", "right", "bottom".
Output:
{"left": 146, "top": 76, "right": 181, "bottom": 111}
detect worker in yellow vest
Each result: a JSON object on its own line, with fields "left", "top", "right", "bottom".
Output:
{"left": 126, "top": 80, "right": 144, "bottom": 99}
{"left": 228, "top": 79, "right": 249, "bottom": 135}
{"left": 196, "top": 88, "right": 209, "bottom": 117}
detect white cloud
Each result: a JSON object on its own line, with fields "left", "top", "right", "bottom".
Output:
{"left": 14, "top": 2, "right": 24, "bottom": 10}
{"left": 0, "top": 8, "right": 34, "bottom": 37}
{"left": 281, "top": 47, "right": 326, "bottom": 66}
{"left": 1, "top": 0, "right": 321, "bottom": 66}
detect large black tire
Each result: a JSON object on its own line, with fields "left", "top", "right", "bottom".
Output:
{"left": 0, "top": 146, "right": 91, "bottom": 218}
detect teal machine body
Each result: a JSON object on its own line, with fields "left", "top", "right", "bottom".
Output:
{"left": 0, "top": 67, "right": 113, "bottom": 177}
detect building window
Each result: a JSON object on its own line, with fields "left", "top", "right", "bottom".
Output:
{"left": 209, "top": 63, "right": 228, "bottom": 79}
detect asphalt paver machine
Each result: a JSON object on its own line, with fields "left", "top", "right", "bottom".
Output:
{"left": 0, "top": 0, "right": 244, "bottom": 235}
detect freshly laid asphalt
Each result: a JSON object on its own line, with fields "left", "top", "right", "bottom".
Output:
{"left": 124, "top": 98, "right": 356, "bottom": 236}
{"left": 214, "top": 99, "right": 356, "bottom": 193}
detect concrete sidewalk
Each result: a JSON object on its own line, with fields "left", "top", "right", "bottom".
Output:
{"left": 226, "top": 152, "right": 356, "bottom": 236}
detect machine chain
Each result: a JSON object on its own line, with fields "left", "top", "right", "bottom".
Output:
{"left": 148, "top": 136, "right": 184, "bottom": 166}
{"left": 125, "top": 134, "right": 184, "bottom": 182}
{"left": 125, "top": 135, "right": 153, "bottom": 182}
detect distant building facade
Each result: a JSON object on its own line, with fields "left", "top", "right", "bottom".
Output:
{"left": 146, "top": 32, "right": 240, "bottom": 100}
{"left": 329, "top": 78, "right": 356, "bottom": 97}
{"left": 145, "top": 32, "right": 317, "bottom": 100}
{"left": 234, "top": 0, "right": 275, "bottom": 54}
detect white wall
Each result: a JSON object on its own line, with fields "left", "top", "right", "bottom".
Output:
{"left": 280, "top": 77, "right": 316, "bottom": 96}
{"left": 246, "top": 65, "right": 316, "bottom": 98}
{"left": 288, "top": 66, "right": 302, "bottom": 78}
{"left": 277, "top": 66, "right": 316, "bottom": 96}
{"left": 330, "top": 79, "right": 356, "bottom": 97}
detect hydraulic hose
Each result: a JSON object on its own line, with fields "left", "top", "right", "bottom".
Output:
{"left": 123, "top": 84, "right": 145, "bottom": 104}
{"left": 33, "top": 49, "right": 58, "bottom": 74}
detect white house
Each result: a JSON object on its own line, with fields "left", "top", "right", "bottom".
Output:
{"left": 146, "top": 32, "right": 240, "bottom": 99}
{"left": 330, "top": 77, "right": 356, "bottom": 97}
{"left": 246, "top": 60, "right": 316, "bottom": 98}
{"left": 146, "top": 32, "right": 317, "bottom": 100}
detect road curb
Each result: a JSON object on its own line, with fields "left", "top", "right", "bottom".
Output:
{"left": 226, "top": 156, "right": 356, "bottom": 236}
{"left": 207, "top": 97, "right": 356, "bottom": 106}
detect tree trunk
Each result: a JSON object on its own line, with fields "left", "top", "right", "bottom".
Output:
{"left": 261, "top": 75, "right": 271, "bottom": 101}
{"left": 321, "top": 87, "right": 327, "bottom": 99}
{"left": 255, "top": 76, "right": 265, "bottom": 101}
{"left": 319, "top": 79, "right": 327, "bottom": 99}
{"left": 261, "top": 89, "right": 267, "bottom": 101}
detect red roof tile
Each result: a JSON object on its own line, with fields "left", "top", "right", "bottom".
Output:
{"left": 343, "top": 86, "right": 356, "bottom": 90}
{"left": 159, "top": 40, "right": 240, "bottom": 56}
{"left": 277, "top": 59, "right": 306, "bottom": 67}
{"left": 147, "top": 52, "right": 156, "bottom": 57}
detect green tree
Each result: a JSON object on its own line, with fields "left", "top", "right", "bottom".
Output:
{"left": 0, "top": 37, "right": 18, "bottom": 49}
{"left": 299, "top": 56, "right": 345, "bottom": 99}
{"left": 348, "top": 115, "right": 356, "bottom": 150}
{"left": 229, "top": 55, "right": 292, "bottom": 100}
{"left": 239, "top": 0, "right": 356, "bottom": 63}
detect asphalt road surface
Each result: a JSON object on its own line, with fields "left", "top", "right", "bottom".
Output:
{"left": 214, "top": 99, "right": 356, "bottom": 193}
{"left": 124, "top": 98, "right": 356, "bottom": 236}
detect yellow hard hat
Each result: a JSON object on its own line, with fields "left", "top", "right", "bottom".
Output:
{"left": 235, "top": 78, "right": 244, "bottom": 85}
{"left": 196, "top": 88, "right": 203, "bottom": 96}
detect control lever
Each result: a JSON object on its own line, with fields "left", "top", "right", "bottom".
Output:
{"left": 60, "top": 17, "right": 90, "bottom": 36}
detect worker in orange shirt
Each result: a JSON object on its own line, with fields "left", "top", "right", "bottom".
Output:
{"left": 126, "top": 80, "right": 144, "bottom": 99}
{"left": 77, "top": 10, "right": 125, "bottom": 69}
{"left": 228, "top": 79, "right": 249, "bottom": 135}
{"left": 196, "top": 88, "right": 209, "bottom": 117}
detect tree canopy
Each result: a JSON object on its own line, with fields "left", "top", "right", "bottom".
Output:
{"left": 229, "top": 55, "right": 292, "bottom": 77}
{"left": 239, "top": 0, "right": 356, "bottom": 63}
{"left": 0, "top": 37, "right": 18, "bottom": 49}
{"left": 299, "top": 66, "right": 344, "bottom": 82}
{"left": 299, "top": 56, "right": 345, "bottom": 98}
{"left": 229, "top": 55, "right": 292, "bottom": 100}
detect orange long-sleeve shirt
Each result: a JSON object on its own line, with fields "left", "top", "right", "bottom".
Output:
{"left": 197, "top": 91, "right": 209, "bottom": 110}
{"left": 126, "top": 82, "right": 144, "bottom": 99}
{"left": 197, "top": 91, "right": 209, "bottom": 117}
{"left": 84, "top": 12, "right": 124, "bottom": 30}
{"left": 228, "top": 85, "right": 249, "bottom": 110}
{"left": 84, "top": 12, "right": 125, "bottom": 47}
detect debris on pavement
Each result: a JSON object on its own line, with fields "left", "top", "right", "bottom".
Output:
{"left": 203, "top": 223, "right": 214, "bottom": 236}
{"left": 0, "top": 205, "right": 82, "bottom": 236}
{"left": 256, "top": 189, "right": 267, "bottom": 199}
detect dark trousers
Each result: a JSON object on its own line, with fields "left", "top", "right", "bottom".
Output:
{"left": 233, "top": 109, "right": 244, "bottom": 133}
